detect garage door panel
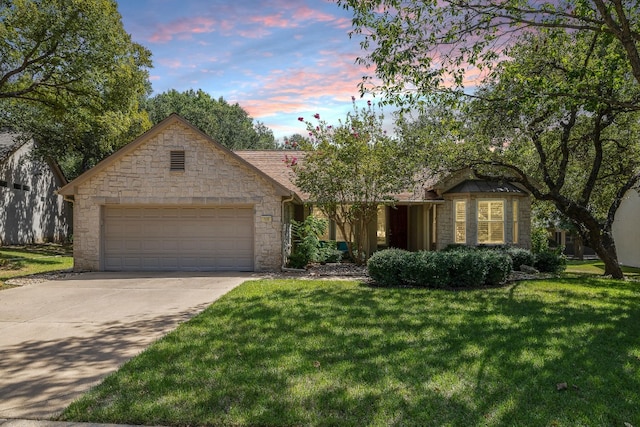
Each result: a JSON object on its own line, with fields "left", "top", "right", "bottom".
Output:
{"left": 104, "top": 206, "right": 254, "bottom": 271}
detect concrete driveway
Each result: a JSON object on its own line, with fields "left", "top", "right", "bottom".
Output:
{"left": 0, "top": 272, "right": 253, "bottom": 420}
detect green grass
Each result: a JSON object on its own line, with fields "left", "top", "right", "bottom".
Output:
{"left": 60, "top": 277, "right": 640, "bottom": 426}
{"left": 566, "top": 259, "right": 640, "bottom": 278}
{"left": 0, "top": 244, "right": 73, "bottom": 289}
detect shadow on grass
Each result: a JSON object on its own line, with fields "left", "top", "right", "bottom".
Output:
{"left": 60, "top": 279, "right": 640, "bottom": 426}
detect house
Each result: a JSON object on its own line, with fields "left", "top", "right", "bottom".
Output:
{"left": 58, "top": 114, "right": 297, "bottom": 272}
{"left": 612, "top": 188, "right": 640, "bottom": 267}
{"left": 234, "top": 154, "right": 532, "bottom": 255}
{"left": 0, "top": 133, "right": 71, "bottom": 245}
{"left": 59, "top": 114, "right": 531, "bottom": 272}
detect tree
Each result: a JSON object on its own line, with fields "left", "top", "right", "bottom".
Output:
{"left": 339, "top": 0, "right": 640, "bottom": 105}
{"left": 408, "top": 30, "right": 640, "bottom": 279}
{"left": 340, "top": 1, "right": 640, "bottom": 279}
{"left": 288, "top": 101, "right": 421, "bottom": 265}
{"left": 0, "top": 0, "right": 153, "bottom": 178}
{"left": 144, "top": 89, "right": 277, "bottom": 150}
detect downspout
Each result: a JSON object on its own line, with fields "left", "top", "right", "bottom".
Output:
{"left": 281, "top": 193, "right": 296, "bottom": 270}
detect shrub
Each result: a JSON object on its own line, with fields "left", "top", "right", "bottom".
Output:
{"left": 531, "top": 226, "right": 550, "bottom": 254}
{"left": 287, "top": 252, "right": 309, "bottom": 269}
{"left": 367, "top": 248, "right": 409, "bottom": 286}
{"left": 505, "top": 247, "right": 535, "bottom": 271}
{"left": 401, "top": 251, "right": 450, "bottom": 288}
{"left": 447, "top": 250, "right": 488, "bottom": 288}
{"left": 481, "top": 250, "right": 513, "bottom": 286}
{"left": 442, "top": 244, "right": 475, "bottom": 252}
{"left": 289, "top": 215, "right": 329, "bottom": 267}
{"left": 534, "top": 250, "right": 567, "bottom": 273}
{"left": 318, "top": 241, "right": 342, "bottom": 263}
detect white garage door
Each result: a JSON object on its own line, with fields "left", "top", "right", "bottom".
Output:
{"left": 103, "top": 206, "right": 254, "bottom": 271}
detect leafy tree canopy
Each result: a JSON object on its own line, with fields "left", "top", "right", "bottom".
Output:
{"left": 290, "top": 101, "right": 422, "bottom": 264}
{"left": 0, "top": 0, "right": 153, "bottom": 178}
{"left": 144, "top": 89, "right": 277, "bottom": 150}
{"left": 339, "top": 0, "right": 640, "bottom": 106}
{"left": 404, "top": 30, "right": 640, "bottom": 278}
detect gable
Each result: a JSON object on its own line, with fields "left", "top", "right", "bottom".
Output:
{"left": 59, "top": 114, "right": 291, "bottom": 199}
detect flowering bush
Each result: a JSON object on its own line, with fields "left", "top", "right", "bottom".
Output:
{"left": 287, "top": 99, "right": 422, "bottom": 265}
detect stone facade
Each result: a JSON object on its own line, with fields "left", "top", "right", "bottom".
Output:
{"left": 67, "top": 118, "right": 287, "bottom": 271}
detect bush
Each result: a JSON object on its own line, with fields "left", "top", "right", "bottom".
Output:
{"left": 368, "top": 248, "right": 516, "bottom": 288}
{"left": 447, "top": 250, "right": 488, "bottom": 288}
{"left": 442, "top": 244, "right": 475, "bottom": 252}
{"left": 287, "top": 252, "right": 309, "bottom": 269}
{"left": 481, "top": 250, "right": 513, "bottom": 286}
{"left": 318, "top": 241, "right": 342, "bottom": 263}
{"left": 401, "top": 251, "right": 450, "bottom": 288}
{"left": 367, "top": 248, "right": 409, "bottom": 286}
{"left": 534, "top": 250, "right": 567, "bottom": 273}
{"left": 505, "top": 247, "right": 535, "bottom": 271}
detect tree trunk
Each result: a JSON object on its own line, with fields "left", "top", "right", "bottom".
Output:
{"left": 582, "top": 227, "right": 624, "bottom": 279}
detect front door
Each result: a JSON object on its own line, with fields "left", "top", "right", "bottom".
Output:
{"left": 389, "top": 205, "right": 408, "bottom": 249}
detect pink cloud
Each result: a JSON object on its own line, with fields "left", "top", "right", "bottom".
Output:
{"left": 249, "top": 13, "right": 296, "bottom": 28}
{"left": 149, "top": 17, "right": 216, "bottom": 43}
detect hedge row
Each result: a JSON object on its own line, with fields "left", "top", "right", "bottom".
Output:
{"left": 368, "top": 245, "right": 566, "bottom": 288}
{"left": 367, "top": 248, "right": 513, "bottom": 288}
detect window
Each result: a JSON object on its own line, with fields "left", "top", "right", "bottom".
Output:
{"left": 454, "top": 200, "right": 466, "bottom": 244}
{"left": 377, "top": 206, "right": 387, "bottom": 246}
{"left": 13, "top": 183, "right": 21, "bottom": 190}
{"left": 22, "top": 184, "right": 30, "bottom": 192}
{"left": 170, "top": 150, "right": 185, "bottom": 171}
{"left": 477, "top": 200, "right": 504, "bottom": 244}
{"left": 512, "top": 199, "right": 519, "bottom": 244}
{"left": 0, "top": 180, "right": 7, "bottom": 187}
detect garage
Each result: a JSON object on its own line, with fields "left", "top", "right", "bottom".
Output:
{"left": 103, "top": 206, "right": 254, "bottom": 271}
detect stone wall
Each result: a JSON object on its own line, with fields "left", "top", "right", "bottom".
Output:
{"left": 72, "top": 121, "right": 284, "bottom": 271}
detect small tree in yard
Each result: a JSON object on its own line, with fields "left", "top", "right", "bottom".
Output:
{"left": 287, "top": 100, "right": 420, "bottom": 265}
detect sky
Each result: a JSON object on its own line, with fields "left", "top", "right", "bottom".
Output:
{"left": 115, "top": 0, "right": 377, "bottom": 141}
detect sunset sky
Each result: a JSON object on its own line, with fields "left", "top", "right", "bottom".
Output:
{"left": 115, "top": 0, "right": 376, "bottom": 140}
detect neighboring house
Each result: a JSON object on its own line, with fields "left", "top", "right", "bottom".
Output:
{"left": 59, "top": 114, "right": 531, "bottom": 272}
{"left": 0, "top": 133, "right": 71, "bottom": 245}
{"left": 612, "top": 188, "right": 640, "bottom": 268}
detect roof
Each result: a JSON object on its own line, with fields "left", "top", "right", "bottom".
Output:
{"left": 234, "top": 150, "right": 307, "bottom": 199}
{"left": 0, "top": 132, "right": 27, "bottom": 162}
{"left": 58, "top": 114, "right": 293, "bottom": 198}
{"left": 0, "top": 132, "right": 68, "bottom": 185}
{"left": 444, "top": 179, "right": 526, "bottom": 194}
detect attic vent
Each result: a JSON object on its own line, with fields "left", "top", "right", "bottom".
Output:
{"left": 170, "top": 150, "right": 185, "bottom": 171}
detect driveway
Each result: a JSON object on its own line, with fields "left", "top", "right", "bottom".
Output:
{"left": 0, "top": 272, "right": 252, "bottom": 420}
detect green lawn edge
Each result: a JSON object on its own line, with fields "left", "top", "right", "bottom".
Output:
{"left": 59, "top": 277, "right": 640, "bottom": 427}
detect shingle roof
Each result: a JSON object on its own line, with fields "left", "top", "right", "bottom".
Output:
{"left": 235, "top": 150, "right": 446, "bottom": 203}
{"left": 0, "top": 132, "right": 27, "bottom": 163}
{"left": 234, "top": 150, "right": 307, "bottom": 199}
{"left": 444, "top": 179, "right": 525, "bottom": 194}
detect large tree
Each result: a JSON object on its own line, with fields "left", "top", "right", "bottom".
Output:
{"left": 404, "top": 30, "right": 640, "bottom": 278}
{"left": 144, "top": 89, "right": 277, "bottom": 150}
{"left": 0, "top": 0, "right": 153, "bottom": 178}
{"left": 340, "top": 1, "right": 640, "bottom": 279}
{"left": 339, "top": 0, "right": 640, "bottom": 103}
{"left": 290, "top": 101, "right": 421, "bottom": 264}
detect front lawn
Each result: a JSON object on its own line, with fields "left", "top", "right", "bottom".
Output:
{"left": 60, "top": 277, "right": 640, "bottom": 426}
{"left": 566, "top": 259, "right": 640, "bottom": 278}
{"left": 0, "top": 244, "right": 73, "bottom": 289}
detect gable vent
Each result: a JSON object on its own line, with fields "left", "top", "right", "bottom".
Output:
{"left": 170, "top": 150, "right": 185, "bottom": 171}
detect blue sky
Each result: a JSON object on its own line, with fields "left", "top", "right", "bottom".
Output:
{"left": 116, "top": 0, "right": 375, "bottom": 140}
